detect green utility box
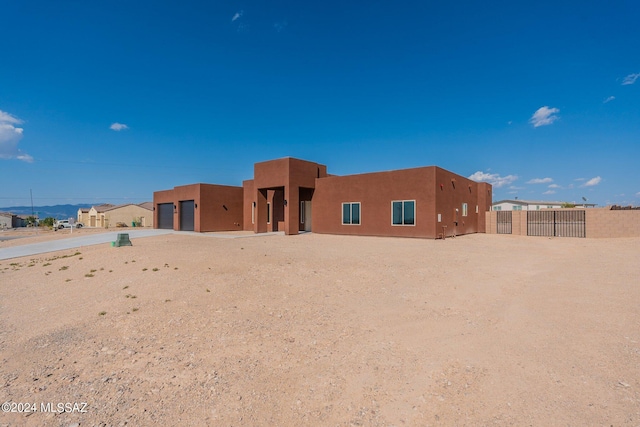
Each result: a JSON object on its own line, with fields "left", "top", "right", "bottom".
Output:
{"left": 114, "top": 233, "right": 132, "bottom": 247}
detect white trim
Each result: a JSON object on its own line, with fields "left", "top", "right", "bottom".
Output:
{"left": 391, "top": 200, "right": 416, "bottom": 226}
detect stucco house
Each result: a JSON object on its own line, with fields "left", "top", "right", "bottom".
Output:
{"left": 154, "top": 157, "right": 492, "bottom": 239}
{"left": 77, "top": 203, "right": 153, "bottom": 228}
{"left": 0, "top": 212, "right": 12, "bottom": 229}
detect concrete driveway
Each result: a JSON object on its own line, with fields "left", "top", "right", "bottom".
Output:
{"left": 0, "top": 229, "right": 174, "bottom": 261}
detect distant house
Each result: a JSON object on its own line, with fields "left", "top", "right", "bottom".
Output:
{"left": 77, "top": 203, "right": 153, "bottom": 228}
{"left": 492, "top": 200, "right": 564, "bottom": 211}
{"left": 0, "top": 212, "right": 12, "bottom": 229}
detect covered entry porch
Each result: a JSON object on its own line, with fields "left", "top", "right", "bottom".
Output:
{"left": 244, "top": 157, "right": 327, "bottom": 236}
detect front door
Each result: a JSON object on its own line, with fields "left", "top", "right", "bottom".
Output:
{"left": 303, "top": 201, "right": 312, "bottom": 232}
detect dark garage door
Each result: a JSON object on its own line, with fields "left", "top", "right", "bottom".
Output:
{"left": 157, "top": 203, "right": 174, "bottom": 229}
{"left": 179, "top": 200, "right": 195, "bottom": 231}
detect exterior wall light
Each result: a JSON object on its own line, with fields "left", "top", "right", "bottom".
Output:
{"left": 195, "top": 203, "right": 198, "bottom": 208}
{"left": 284, "top": 200, "right": 288, "bottom": 206}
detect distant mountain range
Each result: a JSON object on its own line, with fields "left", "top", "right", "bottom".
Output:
{"left": 0, "top": 204, "right": 95, "bottom": 220}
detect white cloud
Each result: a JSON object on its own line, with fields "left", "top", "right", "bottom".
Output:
{"left": 622, "top": 73, "right": 639, "bottom": 85}
{"left": 548, "top": 184, "right": 560, "bottom": 188}
{"left": 529, "top": 106, "right": 560, "bottom": 127}
{"left": 468, "top": 171, "right": 518, "bottom": 188}
{"left": 0, "top": 110, "right": 32, "bottom": 162}
{"left": 232, "top": 10, "right": 243, "bottom": 21}
{"left": 543, "top": 190, "right": 556, "bottom": 195}
{"left": 16, "top": 153, "right": 34, "bottom": 163}
{"left": 0, "top": 110, "right": 23, "bottom": 125}
{"left": 527, "top": 177, "right": 553, "bottom": 184}
{"left": 583, "top": 176, "right": 601, "bottom": 187}
{"left": 636, "top": 192, "right": 640, "bottom": 197}
{"left": 604, "top": 96, "right": 615, "bottom": 103}
{"left": 110, "top": 122, "right": 129, "bottom": 131}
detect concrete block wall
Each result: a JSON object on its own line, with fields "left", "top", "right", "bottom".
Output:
{"left": 485, "top": 212, "right": 496, "bottom": 234}
{"left": 586, "top": 209, "right": 640, "bottom": 238}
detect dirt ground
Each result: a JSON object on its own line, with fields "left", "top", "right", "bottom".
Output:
{"left": 0, "top": 231, "right": 639, "bottom": 426}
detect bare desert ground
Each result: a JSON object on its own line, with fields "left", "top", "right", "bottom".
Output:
{"left": 1, "top": 231, "right": 639, "bottom": 426}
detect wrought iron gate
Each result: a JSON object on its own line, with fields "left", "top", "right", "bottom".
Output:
{"left": 527, "top": 210, "right": 585, "bottom": 238}
{"left": 497, "top": 211, "right": 512, "bottom": 234}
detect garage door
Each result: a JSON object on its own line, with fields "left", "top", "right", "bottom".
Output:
{"left": 157, "top": 203, "right": 174, "bottom": 229}
{"left": 179, "top": 200, "right": 195, "bottom": 231}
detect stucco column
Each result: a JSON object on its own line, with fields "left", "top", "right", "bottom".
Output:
{"left": 284, "top": 185, "right": 300, "bottom": 235}
{"left": 255, "top": 189, "right": 268, "bottom": 233}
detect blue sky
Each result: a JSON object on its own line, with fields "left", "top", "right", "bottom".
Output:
{"left": 1, "top": 0, "right": 638, "bottom": 208}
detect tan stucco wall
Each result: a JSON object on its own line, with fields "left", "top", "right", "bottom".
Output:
{"left": 103, "top": 205, "right": 154, "bottom": 228}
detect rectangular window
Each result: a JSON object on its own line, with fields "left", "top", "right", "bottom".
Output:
{"left": 251, "top": 203, "right": 255, "bottom": 224}
{"left": 475, "top": 205, "right": 479, "bottom": 214}
{"left": 462, "top": 203, "right": 468, "bottom": 217}
{"left": 493, "top": 206, "right": 501, "bottom": 211}
{"left": 392, "top": 200, "right": 415, "bottom": 226}
{"left": 513, "top": 205, "right": 522, "bottom": 211}
{"left": 342, "top": 202, "right": 361, "bottom": 225}
{"left": 267, "top": 202, "right": 271, "bottom": 224}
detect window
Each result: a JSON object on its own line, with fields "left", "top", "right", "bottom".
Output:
{"left": 475, "top": 205, "right": 479, "bottom": 214}
{"left": 267, "top": 202, "right": 271, "bottom": 224}
{"left": 462, "top": 203, "right": 468, "bottom": 217}
{"left": 513, "top": 205, "right": 522, "bottom": 211}
{"left": 493, "top": 206, "right": 502, "bottom": 211}
{"left": 300, "top": 201, "right": 305, "bottom": 224}
{"left": 342, "top": 202, "right": 360, "bottom": 225}
{"left": 392, "top": 200, "right": 415, "bottom": 226}
{"left": 251, "top": 203, "right": 255, "bottom": 224}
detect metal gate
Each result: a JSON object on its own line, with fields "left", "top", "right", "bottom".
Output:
{"left": 157, "top": 203, "right": 174, "bottom": 229}
{"left": 179, "top": 200, "right": 195, "bottom": 231}
{"left": 527, "top": 210, "right": 585, "bottom": 238}
{"left": 497, "top": 211, "right": 512, "bottom": 234}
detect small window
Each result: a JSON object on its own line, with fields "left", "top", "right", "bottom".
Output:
{"left": 475, "top": 205, "right": 479, "bottom": 214}
{"left": 267, "top": 202, "right": 271, "bottom": 224}
{"left": 513, "top": 206, "right": 522, "bottom": 211}
{"left": 342, "top": 202, "right": 361, "bottom": 225}
{"left": 462, "top": 203, "right": 468, "bottom": 217}
{"left": 493, "top": 206, "right": 501, "bottom": 211}
{"left": 251, "top": 203, "right": 255, "bottom": 224}
{"left": 392, "top": 200, "right": 415, "bottom": 226}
